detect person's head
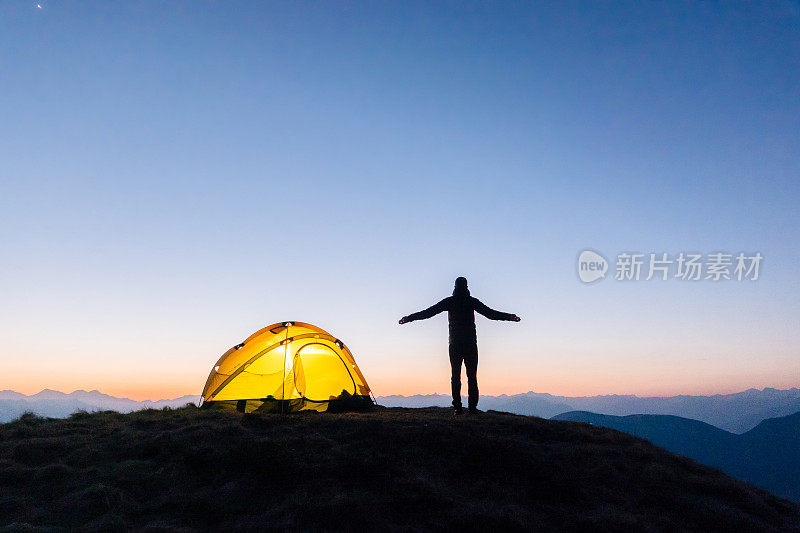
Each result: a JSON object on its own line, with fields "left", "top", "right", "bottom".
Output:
{"left": 453, "top": 276, "right": 470, "bottom": 297}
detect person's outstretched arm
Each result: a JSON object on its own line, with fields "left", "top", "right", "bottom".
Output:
{"left": 472, "top": 298, "right": 521, "bottom": 322}
{"left": 399, "top": 298, "right": 450, "bottom": 324}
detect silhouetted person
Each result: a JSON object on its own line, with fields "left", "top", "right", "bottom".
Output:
{"left": 399, "top": 277, "right": 520, "bottom": 414}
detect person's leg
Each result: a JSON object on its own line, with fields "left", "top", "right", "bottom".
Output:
{"left": 464, "top": 346, "right": 479, "bottom": 412}
{"left": 449, "top": 345, "right": 463, "bottom": 412}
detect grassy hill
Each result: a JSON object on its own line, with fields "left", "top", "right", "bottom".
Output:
{"left": 1, "top": 407, "right": 798, "bottom": 531}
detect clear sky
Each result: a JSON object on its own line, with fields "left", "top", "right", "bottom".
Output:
{"left": 1, "top": 1, "right": 798, "bottom": 400}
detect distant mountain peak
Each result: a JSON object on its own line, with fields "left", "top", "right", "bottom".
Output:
{"left": 31, "top": 389, "right": 69, "bottom": 399}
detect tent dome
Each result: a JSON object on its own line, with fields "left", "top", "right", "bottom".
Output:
{"left": 201, "top": 322, "right": 373, "bottom": 413}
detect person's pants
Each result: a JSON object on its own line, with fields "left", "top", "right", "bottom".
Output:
{"left": 449, "top": 343, "right": 478, "bottom": 410}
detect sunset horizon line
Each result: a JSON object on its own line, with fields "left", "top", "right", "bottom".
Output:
{"left": 4, "top": 384, "right": 799, "bottom": 404}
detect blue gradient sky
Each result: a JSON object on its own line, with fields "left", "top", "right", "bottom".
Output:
{"left": 1, "top": 1, "right": 798, "bottom": 399}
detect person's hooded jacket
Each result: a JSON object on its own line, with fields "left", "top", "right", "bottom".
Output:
{"left": 403, "top": 277, "right": 516, "bottom": 346}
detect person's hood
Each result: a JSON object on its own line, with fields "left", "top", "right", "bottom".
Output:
{"left": 453, "top": 277, "right": 470, "bottom": 297}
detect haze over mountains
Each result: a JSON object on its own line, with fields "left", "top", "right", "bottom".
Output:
{"left": 554, "top": 411, "right": 800, "bottom": 502}
{"left": 0, "top": 390, "right": 198, "bottom": 423}
{"left": 3, "top": 388, "right": 800, "bottom": 433}
{"left": 379, "top": 388, "right": 800, "bottom": 433}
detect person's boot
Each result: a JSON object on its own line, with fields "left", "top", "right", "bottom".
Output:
{"left": 453, "top": 405, "right": 463, "bottom": 415}
{"left": 467, "top": 407, "right": 479, "bottom": 415}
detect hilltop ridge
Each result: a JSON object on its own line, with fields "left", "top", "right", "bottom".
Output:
{"left": 1, "top": 406, "right": 798, "bottom": 531}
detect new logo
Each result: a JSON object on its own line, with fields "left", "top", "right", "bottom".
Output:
{"left": 578, "top": 250, "right": 608, "bottom": 283}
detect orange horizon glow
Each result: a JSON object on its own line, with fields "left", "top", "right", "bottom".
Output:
{"left": 4, "top": 330, "right": 798, "bottom": 402}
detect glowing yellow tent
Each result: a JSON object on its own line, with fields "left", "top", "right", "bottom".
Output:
{"left": 200, "top": 322, "right": 373, "bottom": 413}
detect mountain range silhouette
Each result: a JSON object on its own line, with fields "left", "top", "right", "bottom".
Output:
{"left": 4, "top": 387, "right": 800, "bottom": 432}
{"left": 380, "top": 387, "right": 800, "bottom": 433}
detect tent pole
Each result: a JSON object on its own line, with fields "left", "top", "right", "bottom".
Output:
{"left": 281, "top": 324, "right": 289, "bottom": 414}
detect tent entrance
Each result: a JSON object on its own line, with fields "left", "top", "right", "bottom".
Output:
{"left": 292, "top": 342, "right": 357, "bottom": 402}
